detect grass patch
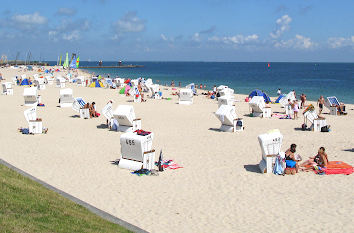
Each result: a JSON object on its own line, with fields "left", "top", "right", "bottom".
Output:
{"left": 0, "top": 164, "right": 132, "bottom": 233}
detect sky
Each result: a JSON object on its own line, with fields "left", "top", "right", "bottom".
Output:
{"left": 0, "top": 0, "right": 354, "bottom": 62}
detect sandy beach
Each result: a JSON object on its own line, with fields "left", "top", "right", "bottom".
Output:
{"left": 1, "top": 66, "right": 353, "bottom": 233}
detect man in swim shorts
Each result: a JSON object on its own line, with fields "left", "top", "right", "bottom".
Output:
{"left": 317, "top": 95, "right": 325, "bottom": 115}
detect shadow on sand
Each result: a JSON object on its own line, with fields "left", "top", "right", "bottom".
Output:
{"left": 96, "top": 124, "right": 108, "bottom": 129}
{"left": 70, "top": 115, "right": 80, "bottom": 118}
{"left": 244, "top": 164, "right": 262, "bottom": 174}
{"left": 343, "top": 148, "right": 354, "bottom": 152}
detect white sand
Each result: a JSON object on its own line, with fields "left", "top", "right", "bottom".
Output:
{"left": 0, "top": 66, "right": 353, "bottom": 233}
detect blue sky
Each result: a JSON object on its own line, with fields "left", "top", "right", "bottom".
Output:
{"left": 0, "top": 0, "right": 353, "bottom": 62}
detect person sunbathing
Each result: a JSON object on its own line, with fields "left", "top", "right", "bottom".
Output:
{"left": 285, "top": 144, "right": 300, "bottom": 173}
{"left": 89, "top": 102, "right": 100, "bottom": 118}
{"left": 300, "top": 147, "right": 328, "bottom": 171}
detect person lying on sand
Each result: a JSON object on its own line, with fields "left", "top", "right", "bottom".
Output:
{"left": 300, "top": 147, "right": 328, "bottom": 171}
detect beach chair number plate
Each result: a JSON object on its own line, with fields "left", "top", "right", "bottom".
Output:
{"left": 126, "top": 139, "right": 135, "bottom": 146}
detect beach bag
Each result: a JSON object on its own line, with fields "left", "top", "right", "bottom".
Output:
{"left": 273, "top": 156, "right": 285, "bottom": 175}
{"left": 321, "top": 126, "right": 329, "bottom": 132}
{"left": 301, "top": 123, "right": 307, "bottom": 131}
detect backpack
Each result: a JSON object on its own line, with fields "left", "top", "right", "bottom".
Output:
{"left": 321, "top": 126, "right": 329, "bottom": 132}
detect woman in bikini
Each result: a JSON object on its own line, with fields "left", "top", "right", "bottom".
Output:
{"left": 285, "top": 144, "right": 300, "bottom": 173}
{"left": 300, "top": 147, "right": 328, "bottom": 171}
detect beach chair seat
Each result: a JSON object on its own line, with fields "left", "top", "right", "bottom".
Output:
{"left": 179, "top": 89, "right": 193, "bottom": 105}
{"left": 215, "top": 105, "right": 243, "bottom": 132}
{"left": 119, "top": 131, "right": 155, "bottom": 170}
{"left": 24, "top": 107, "right": 44, "bottom": 134}
{"left": 23, "top": 87, "right": 40, "bottom": 106}
{"left": 249, "top": 96, "right": 267, "bottom": 117}
{"left": 258, "top": 129, "right": 283, "bottom": 174}
{"left": 113, "top": 105, "right": 142, "bottom": 132}
{"left": 59, "top": 88, "right": 74, "bottom": 108}
{"left": 217, "top": 95, "right": 234, "bottom": 107}
{"left": 2, "top": 82, "right": 13, "bottom": 95}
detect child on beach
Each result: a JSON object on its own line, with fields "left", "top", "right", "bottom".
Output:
{"left": 277, "top": 88, "right": 281, "bottom": 96}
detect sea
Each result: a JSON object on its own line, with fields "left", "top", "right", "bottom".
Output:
{"left": 48, "top": 61, "right": 354, "bottom": 104}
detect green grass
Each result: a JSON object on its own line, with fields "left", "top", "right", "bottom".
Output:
{"left": 0, "top": 164, "right": 132, "bottom": 233}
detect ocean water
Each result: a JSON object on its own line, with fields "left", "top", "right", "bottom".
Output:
{"left": 52, "top": 61, "right": 354, "bottom": 104}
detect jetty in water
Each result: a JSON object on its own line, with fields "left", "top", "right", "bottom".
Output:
{"left": 79, "top": 65, "right": 144, "bottom": 69}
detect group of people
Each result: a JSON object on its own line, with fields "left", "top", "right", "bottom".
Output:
{"left": 84, "top": 102, "right": 100, "bottom": 118}
{"left": 284, "top": 144, "right": 328, "bottom": 174}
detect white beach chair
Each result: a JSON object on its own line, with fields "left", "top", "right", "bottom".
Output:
{"left": 115, "top": 78, "right": 125, "bottom": 88}
{"left": 149, "top": 84, "right": 161, "bottom": 99}
{"left": 2, "top": 82, "right": 13, "bottom": 95}
{"left": 113, "top": 105, "right": 142, "bottom": 132}
{"left": 179, "top": 89, "right": 193, "bottom": 105}
{"left": 45, "top": 75, "right": 54, "bottom": 85}
{"left": 325, "top": 96, "right": 344, "bottom": 116}
{"left": 279, "top": 91, "right": 296, "bottom": 114}
{"left": 102, "top": 102, "right": 115, "bottom": 127}
{"left": 23, "top": 87, "right": 40, "bottom": 106}
{"left": 72, "top": 97, "right": 89, "bottom": 119}
{"left": 258, "top": 129, "right": 283, "bottom": 174}
{"left": 215, "top": 105, "right": 243, "bottom": 132}
{"left": 218, "top": 86, "right": 234, "bottom": 97}
{"left": 56, "top": 77, "right": 65, "bottom": 88}
{"left": 303, "top": 107, "right": 327, "bottom": 132}
{"left": 24, "top": 107, "right": 44, "bottom": 134}
{"left": 218, "top": 96, "right": 234, "bottom": 108}
{"left": 59, "top": 88, "right": 74, "bottom": 108}
{"left": 249, "top": 96, "right": 271, "bottom": 118}
{"left": 118, "top": 131, "right": 155, "bottom": 170}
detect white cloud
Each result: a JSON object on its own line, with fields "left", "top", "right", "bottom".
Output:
{"left": 57, "top": 8, "right": 76, "bottom": 16}
{"left": 209, "top": 34, "right": 259, "bottom": 45}
{"left": 12, "top": 12, "right": 47, "bottom": 25}
{"left": 113, "top": 12, "right": 145, "bottom": 34}
{"left": 48, "top": 18, "right": 90, "bottom": 42}
{"left": 274, "top": 34, "right": 315, "bottom": 49}
{"left": 270, "top": 15, "right": 292, "bottom": 38}
{"left": 327, "top": 36, "right": 354, "bottom": 48}
{"left": 62, "top": 30, "right": 80, "bottom": 41}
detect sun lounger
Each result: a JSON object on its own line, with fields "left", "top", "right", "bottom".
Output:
{"left": 118, "top": 131, "right": 155, "bottom": 170}
{"left": 215, "top": 105, "right": 243, "bottom": 132}
{"left": 325, "top": 96, "right": 346, "bottom": 115}
{"left": 303, "top": 105, "right": 328, "bottom": 132}
{"left": 24, "top": 107, "right": 44, "bottom": 134}
{"left": 23, "top": 87, "right": 40, "bottom": 106}
{"left": 59, "top": 88, "right": 74, "bottom": 108}
{"left": 113, "top": 105, "right": 142, "bottom": 132}
{"left": 249, "top": 96, "right": 271, "bottom": 117}
{"left": 72, "top": 97, "right": 89, "bottom": 119}
{"left": 2, "top": 82, "right": 13, "bottom": 95}
{"left": 258, "top": 129, "right": 283, "bottom": 174}
{"left": 179, "top": 89, "right": 193, "bottom": 105}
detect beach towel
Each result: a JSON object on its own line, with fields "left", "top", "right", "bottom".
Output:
{"left": 321, "top": 161, "right": 353, "bottom": 175}
{"left": 19, "top": 128, "right": 30, "bottom": 134}
{"left": 273, "top": 156, "right": 285, "bottom": 175}
{"left": 155, "top": 159, "right": 183, "bottom": 170}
